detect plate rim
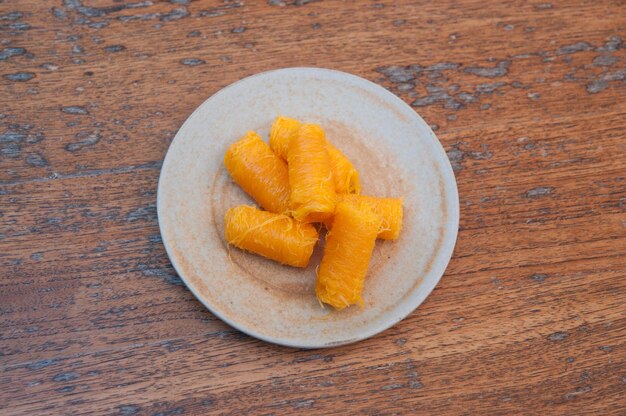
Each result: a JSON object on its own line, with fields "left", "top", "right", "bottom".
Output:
{"left": 157, "top": 67, "right": 460, "bottom": 348}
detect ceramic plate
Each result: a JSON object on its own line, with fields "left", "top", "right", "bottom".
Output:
{"left": 157, "top": 67, "right": 459, "bottom": 348}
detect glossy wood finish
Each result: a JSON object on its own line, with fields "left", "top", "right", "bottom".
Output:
{"left": 1, "top": 1, "right": 625, "bottom": 414}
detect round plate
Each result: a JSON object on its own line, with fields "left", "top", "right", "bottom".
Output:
{"left": 157, "top": 67, "right": 459, "bottom": 348}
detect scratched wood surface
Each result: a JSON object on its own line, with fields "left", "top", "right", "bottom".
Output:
{"left": 1, "top": 0, "right": 625, "bottom": 414}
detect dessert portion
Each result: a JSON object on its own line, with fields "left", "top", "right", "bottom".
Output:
{"left": 223, "top": 116, "right": 403, "bottom": 310}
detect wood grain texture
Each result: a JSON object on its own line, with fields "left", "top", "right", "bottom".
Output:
{"left": 1, "top": 0, "right": 625, "bottom": 414}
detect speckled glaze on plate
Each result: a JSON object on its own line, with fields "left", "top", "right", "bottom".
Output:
{"left": 157, "top": 67, "right": 459, "bottom": 348}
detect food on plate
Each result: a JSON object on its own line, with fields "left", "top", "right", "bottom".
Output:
{"left": 270, "top": 116, "right": 361, "bottom": 194}
{"left": 223, "top": 131, "right": 290, "bottom": 214}
{"left": 224, "top": 205, "right": 318, "bottom": 268}
{"left": 327, "top": 143, "right": 361, "bottom": 194}
{"left": 315, "top": 201, "right": 382, "bottom": 309}
{"left": 269, "top": 115, "right": 300, "bottom": 159}
{"left": 223, "top": 117, "right": 403, "bottom": 310}
{"left": 287, "top": 124, "right": 336, "bottom": 223}
{"left": 328, "top": 194, "right": 403, "bottom": 240}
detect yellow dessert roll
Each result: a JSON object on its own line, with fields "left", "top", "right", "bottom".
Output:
{"left": 270, "top": 116, "right": 360, "bottom": 194}
{"left": 224, "top": 205, "right": 318, "bottom": 268}
{"left": 330, "top": 194, "right": 403, "bottom": 240}
{"left": 269, "top": 116, "right": 300, "bottom": 161}
{"left": 316, "top": 201, "right": 382, "bottom": 309}
{"left": 224, "top": 131, "right": 290, "bottom": 214}
{"left": 327, "top": 144, "right": 361, "bottom": 194}
{"left": 288, "top": 124, "right": 336, "bottom": 223}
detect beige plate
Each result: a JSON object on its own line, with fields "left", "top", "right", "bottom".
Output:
{"left": 157, "top": 68, "right": 459, "bottom": 348}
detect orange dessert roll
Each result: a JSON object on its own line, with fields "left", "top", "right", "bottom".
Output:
{"left": 269, "top": 116, "right": 300, "bottom": 161}
{"left": 327, "top": 144, "right": 361, "bottom": 194}
{"left": 224, "top": 131, "right": 290, "bottom": 214}
{"left": 270, "top": 116, "right": 360, "bottom": 194}
{"left": 288, "top": 124, "right": 336, "bottom": 223}
{"left": 328, "top": 194, "right": 403, "bottom": 240}
{"left": 316, "top": 201, "right": 382, "bottom": 309}
{"left": 224, "top": 205, "right": 318, "bottom": 268}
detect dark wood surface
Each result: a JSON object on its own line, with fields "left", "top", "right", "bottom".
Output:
{"left": 1, "top": 0, "right": 625, "bottom": 414}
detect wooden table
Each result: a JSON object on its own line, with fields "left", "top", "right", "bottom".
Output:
{"left": 1, "top": 1, "right": 625, "bottom": 414}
